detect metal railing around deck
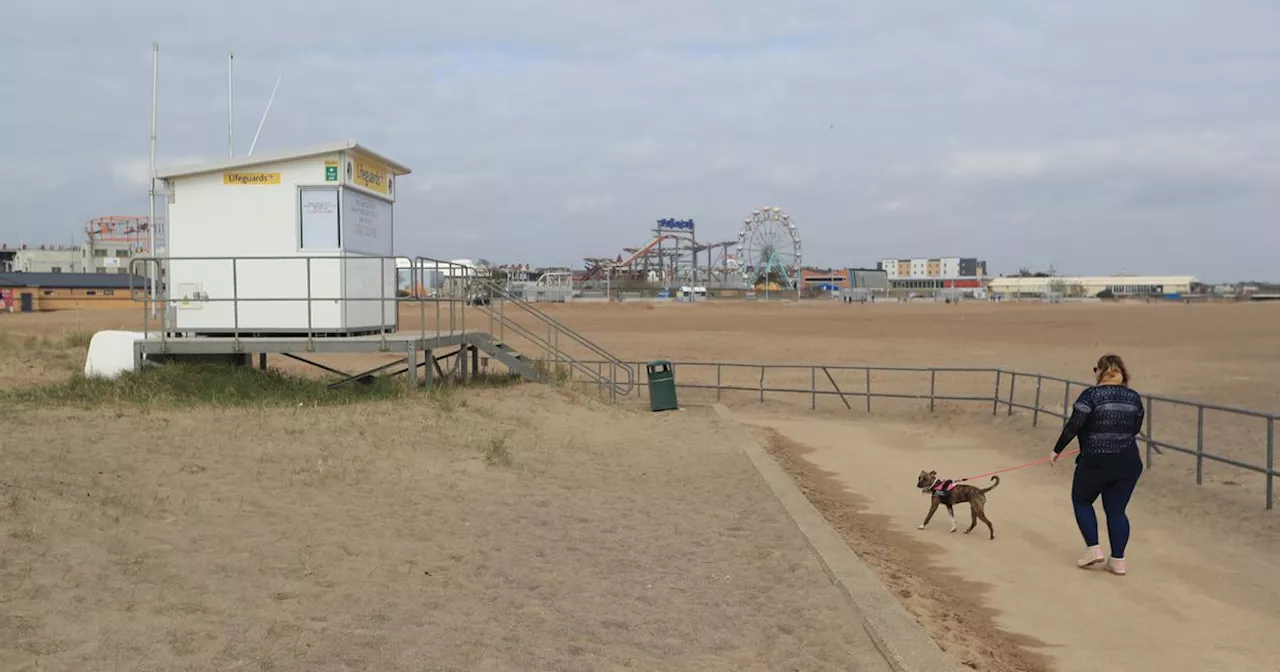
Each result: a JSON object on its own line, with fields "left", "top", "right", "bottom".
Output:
{"left": 126, "top": 255, "right": 634, "bottom": 394}
{"left": 569, "top": 360, "right": 1279, "bottom": 510}
{"left": 427, "top": 258, "right": 633, "bottom": 397}
{"left": 131, "top": 255, "right": 413, "bottom": 351}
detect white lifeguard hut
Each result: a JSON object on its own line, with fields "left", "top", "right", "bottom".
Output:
{"left": 120, "top": 140, "right": 632, "bottom": 395}
{"left": 155, "top": 140, "right": 411, "bottom": 335}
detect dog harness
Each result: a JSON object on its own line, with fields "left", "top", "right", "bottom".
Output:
{"left": 930, "top": 479, "right": 958, "bottom": 504}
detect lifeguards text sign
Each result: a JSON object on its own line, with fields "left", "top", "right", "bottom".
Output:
{"left": 348, "top": 154, "right": 392, "bottom": 196}
{"left": 223, "top": 172, "right": 281, "bottom": 185}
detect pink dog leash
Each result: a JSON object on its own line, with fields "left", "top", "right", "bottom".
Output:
{"left": 956, "top": 447, "right": 1079, "bottom": 483}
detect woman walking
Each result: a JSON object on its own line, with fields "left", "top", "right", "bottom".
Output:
{"left": 1049, "top": 354, "right": 1145, "bottom": 575}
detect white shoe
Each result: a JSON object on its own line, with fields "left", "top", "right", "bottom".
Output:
{"left": 1077, "top": 546, "right": 1105, "bottom": 568}
{"left": 1106, "top": 558, "right": 1127, "bottom": 575}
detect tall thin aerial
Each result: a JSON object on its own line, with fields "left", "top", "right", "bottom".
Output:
{"left": 148, "top": 41, "right": 159, "bottom": 318}
{"left": 248, "top": 73, "right": 282, "bottom": 156}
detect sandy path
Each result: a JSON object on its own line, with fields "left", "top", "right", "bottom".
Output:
{"left": 746, "top": 413, "right": 1280, "bottom": 672}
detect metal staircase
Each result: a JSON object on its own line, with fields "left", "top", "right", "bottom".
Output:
{"left": 464, "top": 332, "right": 543, "bottom": 383}
{"left": 414, "top": 257, "right": 635, "bottom": 397}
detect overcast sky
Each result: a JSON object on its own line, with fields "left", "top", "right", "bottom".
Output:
{"left": 3, "top": 1, "right": 1278, "bottom": 281}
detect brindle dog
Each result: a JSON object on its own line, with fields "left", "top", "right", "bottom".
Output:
{"left": 915, "top": 470, "right": 1000, "bottom": 539}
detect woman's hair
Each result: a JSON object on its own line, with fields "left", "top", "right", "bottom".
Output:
{"left": 1094, "top": 353, "right": 1130, "bottom": 385}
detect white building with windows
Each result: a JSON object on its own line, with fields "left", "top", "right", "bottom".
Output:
{"left": 12, "top": 247, "right": 81, "bottom": 273}
{"left": 879, "top": 256, "right": 987, "bottom": 280}
{"left": 987, "top": 275, "right": 1197, "bottom": 298}
{"left": 155, "top": 140, "right": 411, "bottom": 334}
{"left": 12, "top": 241, "right": 151, "bottom": 275}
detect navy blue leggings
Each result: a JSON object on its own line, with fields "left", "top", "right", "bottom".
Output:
{"left": 1071, "top": 461, "right": 1142, "bottom": 558}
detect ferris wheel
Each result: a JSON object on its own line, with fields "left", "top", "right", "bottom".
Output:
{"left": 736, "top": 206, "right": 803, "bottom": 289}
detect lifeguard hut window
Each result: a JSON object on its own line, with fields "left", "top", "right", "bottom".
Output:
{"left": 299, "top": 187, "right": 341, "bottom": 250}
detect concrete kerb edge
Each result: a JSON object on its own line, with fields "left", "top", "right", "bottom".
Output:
{"left": 711, "top": 404, "right": 959, "bottom": 672}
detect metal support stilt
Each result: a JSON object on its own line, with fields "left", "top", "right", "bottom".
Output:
{"left": 406, "top": 345, "right": 418, "bottom": 389}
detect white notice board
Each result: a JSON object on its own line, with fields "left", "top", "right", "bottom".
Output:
{"left": 300, "top": 187, "right": 340, "bottom": 249}
{"left": 341, "top": 188, "right": 393, "bottom": 256}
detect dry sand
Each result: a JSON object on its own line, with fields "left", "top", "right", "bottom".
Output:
{"left": 0, "top": 386, "right": 889, "bottom": 671}
{"left": 3, "top": 299, "right": 1279, "bottom": 671}
{"left": 12, "top": 300, "right": 1278, "bottom": 410}
{"left": 745, "top": 407, "right": 1280, "bottom": 672}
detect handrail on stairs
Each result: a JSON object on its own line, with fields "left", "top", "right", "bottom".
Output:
{"left": 410, "top": 256, "right": 634, "bottom": 395}
{"left": 471, "top": 277, "right": 635, "bottom": 395}
{"left": 473, "top": 298, "right": 622, "bottom": 390}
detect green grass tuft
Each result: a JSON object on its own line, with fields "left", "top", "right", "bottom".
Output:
{"left": 0, "top": 329, "right": 95, "bottom": 351}
{"left": 528, "top": 358, "right": 573, "bottom": 385}
{"left": 482, "top": 434, "right": 513, "bottom": 467}
{"left": 1, "top": 362, "right": 524, "bottom": 409}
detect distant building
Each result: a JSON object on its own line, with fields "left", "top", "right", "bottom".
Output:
{"left": 800, "top": 268, "right": 851, "bottom": 291}
{"left": 877, "top": 256, "right": 987, "bottom": 291}
{"left": 848, "top": 268, "right": 889, "bottom": 291}
{"left": 82, "top": 238, "right": 141, "bottom": 274}
{"left": 0, "top": 272, "right": 150, "bottom": 312}
{"left": 11, "top": 246, "right": 82, "bottom": 273}
{"left": 878, "top": 256, "right": 987, "bottom": 280}
{"left": 799, "top": 267, "right": 890, "bottom": 292}
{"left": 7, "top": 240, "right": 142, "bottom": 275}
{"left": 986, "top": 275, "right": 1197, "bottom": 298}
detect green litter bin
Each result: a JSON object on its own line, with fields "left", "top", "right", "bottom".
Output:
{"left": 646, "top": 360, "right": 679, "bottom": 412}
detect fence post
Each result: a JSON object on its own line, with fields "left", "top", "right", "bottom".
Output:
{"left": 231, "top": 257, "right": 240, "bottom": 351}
{"left": 1152, "top": 394, "right": 1162, "bottom": 465}
{"left": 865, "top": 368, "right": 872, "bottom": 413}
{"left": 1196, "top": 405, "right": 1205, "bottom": 486}
{"left": 418, "top": 274, "right": 426, "bottom": 341}
{"left": 1062, "top": 381, "right": 1071, "bottom": 427}
{"left": 1267, "top": 418, "right": 1274, "bottom": 511}
{"left": 759, "top": 366, "right": 765, "bottom": 404}
{"left": 306, "top": 258, "right": 315, "bottom": 351}
{"left": 811, "top": 366, "right": 817, "bottom": 410}
{"left": 379, "top": 257, "right": 387, "bottom": 349}
{"left": 929, "top": 369, "right": 936, "bottom": 413}
{"left": 1032, "top": 375, "right": 1043, "bottom": 426}
{"left": 716, "top": 364, "right": 722, "bottom": 402}
{"left": 1007, "top": 373, "right": 1017, "bottom": 416}
{"left": 992, "top": 370, "right": 1002, "bottom": 415}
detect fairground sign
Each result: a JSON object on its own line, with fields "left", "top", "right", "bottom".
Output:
{"left": 656, "top": 218, "right": 694, "bottom": 231}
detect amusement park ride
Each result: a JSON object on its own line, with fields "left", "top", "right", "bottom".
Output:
{"left": 85, "top": 215, "right": 159, "bottom": 253}
{"left": 583, "top": 206, "right": 803, "bottom": 291}
{"left": 583, "top": 218, "right": 735, "bottom": 286}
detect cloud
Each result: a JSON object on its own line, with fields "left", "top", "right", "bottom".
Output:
{"left": 111, "top": 154, "right": 211, "bottom": 189}
{"left": 565, "top": 195, "right": 613, "bottom": 214}
{"left": 110, "top": 158, "right": 154, "bottom": 190}
{"left": 945, "top": 152, "right": 1048, "bottom": 181}
{"left": 2, "top": 1, "right": 1279, "bottom": 280}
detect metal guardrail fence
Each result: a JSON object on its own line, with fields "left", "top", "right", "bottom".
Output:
{"left": 126, "top": 255, "right": 634, "bottom": 396}
{"left": 568, "top": 360, "right": 1278, "bottom": 510}
{"left": 440, "top": 258, "right": 634, "bottom": 396}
